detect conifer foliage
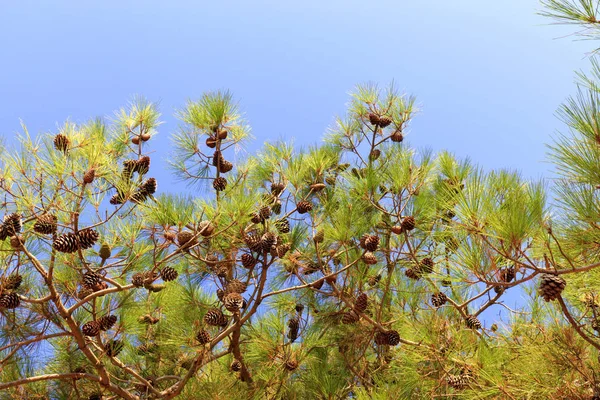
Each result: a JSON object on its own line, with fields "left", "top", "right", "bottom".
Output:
{"left": 3, "top": 5, "right": 600, "bottom": 397}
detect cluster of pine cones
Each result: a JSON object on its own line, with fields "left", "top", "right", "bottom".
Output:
{"left": 110, "top": 156, "right": 157, "bottom": 205}
{"left": 0, "top": 273, "right": 23, "bottom": 309}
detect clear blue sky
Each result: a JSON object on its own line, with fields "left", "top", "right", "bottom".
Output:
{"left": 0, "top": 0, "right": 591, "bottom": 183}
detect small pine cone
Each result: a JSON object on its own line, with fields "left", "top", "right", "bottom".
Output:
{"left": 359, "top": 233, "right": 369, "bottom": 249}
{"left": 177, "top": 231, "right": 197, "bottom": 249}
{"left": 271, "top": 200, "right": 282, "bottom": 214}
{"left": 105, "top": 340, "right": 124, "bottom": 357}
{"left": 431, "top": 292, "right": 448, "bottom": 308}
{"left": 295, "top": 303, "right": 305, "bottom": 313}
{"left": 378, "top": 116, "right": 392, "bottom": 128}
{"left": 83, "top": 272, "right": 102, "bottom": 289}
{"left": 244, "top": 231, "right": 263, "bottom": 253}
{"left": 98, "top": 315, "right": 117, "bottom": 331}
{"left": 362, "top": 252, "right": 377, "bottom": 265}
{"left": 313, "top": 230, "right": 324, "bottom": 243}
{"left": 342, "top": 311, "right": 360, "bottom": 324}
{"left": 78, "top": 287, "right": 94, "bottom": 299}
{"left": 0, "top": 292, "right": 20, "bottom": 309}
{"left": 212, "top": 150, "right": 222, "bottom": 167}
{"left": 109, "top": 191, "right": 126, "bottom": 205}
{"left": 81, "top": 321, "right": 101, "bottom": 337}
{"left": 3, "top": 213, "right": 22, "bottom": 236}
{"left": 83, "top": 168, "right": 96, "bottom": 184}
{"left": 224, "top": 292, "right": 244, "bottom": 312}
{"left": 241, "top": 253, "right": 256, "bottom": 269}
{"left": 368, "top": 274, "right": 381, "bottom": 286}
{"left": 271, "top": 182, "right": 285, "bottom": 195}
{"left": 374, "top": 331, "right": 388, "bottom": 345}
{"left": 231, "top": 359, "right": 242, "bottom": 372}
{"left": 287, "top": 317, "right": 300, "bottom": 341}
{"left": 33, "top": 214, "right": 58, "bottom": 234}
{"left": 364, "top": 235, "right": 379, "bottom": 252}
{"left": 401, "top": 216, "right": 415, "bottom": 231}
{"left": 205, "top": 254, "right": 219, "bottom": 268}
{"left": 206, "top": 136, "right": 217, "bottom": 148}
{"left": 296, "top": 200, "right": 313, "bottom": 214}
{"left": 284, "top": 359, "right": 299, "bottom": 371}
{"left": 368, "top": 113, "right": 381, "bottom": 126}
{"left": 196, "top": 330, "right": 211, "bottom": 345}
{"left": 122, "top": 159, "right": 137, "bottom": 179}
{"left": 138, "top": 314, "right": 159, "bottom": 324}
{"left": 369, "top": 149, "right": 381, "bottom": 161}
{"left": 391, "top": 225, "right": 402, "bottom": 234}
{"left": 135, "top": 156, "right": 151, "bottom": 175}
{"left": 420, "top": 257, "right": 434, "bottom": 274}
{"left": 390, "top": 130, "right": 404, "bottom": 142}
{"left": 213, "top": 177, "right": 227, "bottom": 191}
{"left": 142, "top": 178, "right": 157, "bottom": 195}
{"left": 218, "top": 159, "right": 233, "bottom": 174}
{"left": 10, "top": 235, "right": 23, "bottom": 250}
{"left": 78, "top": 229, "right": 99, "bottom": 250}
{"left": 539, "top": 273, "right": 566, "bottom": 302}
{"left": 405, "top": 268, "right": 421, "bottom": 280}
{"left": 260, "top": 232, "right": 277, "bottom": 252}
{"left": 250, "top": 212, "right": 263, "bottom": 224}
{"left": 354, "top": 293, "right": 368, "bottom": 313}
{"left": 275, "top": 218, "right": 290, "bottom": 234}
{"left": 447, "top": 374, "right": 471, "bottom": 389}
{"left": 386, "top": 330, "right": 401, "bottom": 346}
{"left": 499, "top": 266, "right": 515, "bottom": 283}
{"left": 259, "top": 205, "right": 272, "bottom": 220}
{"left": 198, "top": 220, "right": 215, "bottom": 237}
{"left": 53, "top": 134, "right": 70, "bottom": 152}
{"left": 226, "top": 279, "right": 247, "bottom": 294}
{"left": 2, "top": 274, "right": 22, "bottom": 291}
{"left": 160, "top": 266, "right": 178, "bottom": 282}
{"left": 274, "top": 243, "right": 290, "bottom": 258}
{"left": 204, "top": 308, "right": 225, "bottom": 326}
{"left": 132, "top": 273, "right": 145, "bottom": 287}
{"left": 53, "top": 233, "right": 80, "bottom": 253}
{"left": 465, "top": 315, "right": 481, "bottom": 330}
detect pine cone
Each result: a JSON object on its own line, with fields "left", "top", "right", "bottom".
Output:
{"left": 378, "top": 116, "right": 392, "bottom": 128}
{"left": 431, "top": 292, "right": 447, "bottom": 308}
{"left": 287, "top": 317, "right": 300, "bottom": 341}
{"left": 204, "top": 308, "right": 226, "bottom": 326}
{"left": 368, "top": 113, "right": 381, "bottom": 126}
{"left": 401, "top": 216, "right": 415, "bottom": 231}
{"left": 53, "top": 134, "right": 70, "bottom": 152}
{"left": 499, "top": 266, "right": 515, "bottom": 283}
{"left": 218, "top": 159, "right": 233, "bottom": 174}
{"left": 177, "top": 231, "right": 197, "bottom": 249}
{"left": 313, "top": 230, "right": 325, "bottom": 243}
{"left": 271, "top": 182, "right": 285, "bottom": 195}
{"left": 33, "top": 214, "right": 57, "bottom": 234}
{"left": 98, "top": 315, "right": 117, "bottom": 331}
{"left": 213, "top": 177, "right": 227, "bottom": 191}
{"left": 420, "top": 257, "right": 434, "bottom": 274}
{"left": 260, "top": 232, "right": 277, "bottom": 252}
{"left": 81, "top": 321, "right": 101, "bottom": 336}
{"left": 83, "top": 272, "right": 102, "bottom": 289}
{"left": 362, "top": 252, "right": 377, "bottom": 265}
{"left": 226, "top": 279, "right": 247, "bottom": 294}
{"left": 0, "top": 292, "right": 20, "bottom": 309}
{"left": 230, "top": 359, "right": 242, "bottom": 372}
{"left": 296, "top": 201, "right": 312, "bottom": 214}
{"left": 465, "top": 315, "right": 481, "bottom": 330}
{"left": 259, "top": 205, "right": 272, "bottom": 220}
{"left": 241, "top": 253, "right": 256, "bottom": 269}
{"left": 160, "top": 266, "right": 178, "bottom": 282}
{"left": 78, "top": 229, "right": 99, "bottom": 250}
{"left": 405, "top": 268, "right": 421, "bottom": 280}
{"left": 244, "top": 231, "right": 263, "bottom": 253}
{"left": 284, "top": 358, "right": 298, "bottom": 371}
{"left": 539, "top": 273, "right": 566, "bottom": 302}
{"left": 53, "top": 233, "right": 80, "bottom": 253}
{"left": 198, "top": 220, "right": 215, "bottom": 237}
{"left": 2, "top": 274, "right": 22, "bottom": 291}
{"left": 354, "top": 293, "right": 368, "bottom": 313}
{"left": 446, "top": 373, "right": 471, "bottom": 389}
{"left": 196, "top": 330, "right": 211, "bottom": 345}
{"left": 3, "top": 213, "right": 22, "bottom": 236}
{"left": 83, "top": 168, "right": 96, "bottom": 184}
{"left": 390, "top": 130, "right": 404, "bottom": 142}
{"left": 275, "top": 218, "right": 290, "bottom": 233}
{"left": 363, "top": 235, "right": 379, "bottom": 252}
{"left": 78, "top": 287, "right": 94, "bottom": 300}
{"left": 374, "top": 331, "right": 388, "bottom": 345}
{"left": 135, "top": 156, "right": 151, "bottom": 175}
{"left": 386, "top": 330, "right": 401, "bottom": 346}
{"left": 341, "top": 311, "right": 360, "bottom": 324}
{"left": 224, "top": 292, "right": 244, "bottom": 312}
{"left": 105, "top": 339, "right": 123, "bottom": 357}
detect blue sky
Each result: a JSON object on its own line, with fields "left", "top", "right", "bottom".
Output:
{"left": 0, "top": 0, "right": 591, "bottom": 182}
{"left": 0, "top": 1, "right": 592, "bottom": 326}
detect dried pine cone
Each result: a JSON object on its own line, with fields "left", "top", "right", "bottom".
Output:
{"left": 354, "top": 293, "right": 368, "bottom": 313}
{"left": 78, "top": 229, "right": 99, "bottom": 250}
{"left": 33, "top": 214, "right": 58, "bottom": 234}
{"left": 296, "top": 201, "right": 313, "bottom": 214}
{"left": 401, "top": 216, "right": 415, "bottom": 231}
{"left": 98, "top": 315, "right": 117, "bottom": 331}
{"left": 0, "top": 292, "right": 20, "bottom": 309}
{"left": 81, "top": 321, "right": 101, "bottom": 336}
{"left": 224, "top": 292, "right": 244, "bottom": 312}
{"left": 53, "top": 134, "right": 70, "bottom": 152}
{"left": 196, "top": 330, "right": 211, "bottom": 345}
{"left": 160, "top": 266, "right": 178, "bottom": 282}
